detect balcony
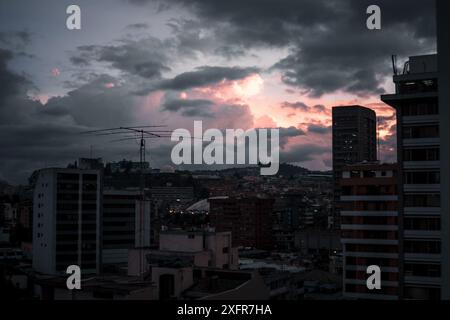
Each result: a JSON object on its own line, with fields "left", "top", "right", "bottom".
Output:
{"left": 340, "top": 195, "right": 397, "bottom": 202}
{"left": 403, "top": 184, "right": 440, "bottom": 193}
{"left": 404, "top": 230, "right": 441, "bottom": 239}
{"left": 404, "top": 161, "right": 440, "bottom": 170}
{"left": 341, "top": 224, "right": 398, "bottom": 231}
{"left": 404, "top": 276, "right": 441, "bottom": 286}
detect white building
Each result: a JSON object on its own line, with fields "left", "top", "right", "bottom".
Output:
{"left": 32, "top": 168, "right": 102, "bottom": 275}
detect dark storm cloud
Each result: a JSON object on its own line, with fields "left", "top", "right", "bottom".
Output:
{"left": 279, "top": 126, "right": 305, "bottom": 137}
{"left": 160, "top": 95, "right": 257, "bottom": 129}
{"left": 71, "top": 37, "right": 172, "bottom": 79}
{"left": 158, "top": 66, "right": 259, "bottom": 91}
{"left": 281, "top": 101, "right": 309, "bottom": 111}
{"left": 278, "top": 126, "right": 305, "bottom": 148}
{"left": 0, "top": 48, "right": 151, "bottom": 183}
{"left": 214, "top": 46, "right": 246, "bottom": 59}
{"left": 307, "top": 124, "right": 331, "bottom": 135}
{"left": 275, "top": 0, "right": 436, "bottom": 97}
{"left": 378, "top": 113, "right": 396, "bottom": 127}
{"left": 145, "top": 0, "right": 340, "bottom": 47}
{"left": 138, "top": 0, "right": 436, "bottom": 97}
{"left": 0, "top": 30, "right": 32, "bottom": 51}
{"left": 125, "top": 23, "right": 150, "bottom": 30}
{"left": 162, "top": 98, "right": 214, "bottom": 117}
{"left": 281, "top": 101, "right": 329, "bottom": 114}
{"left": 280, "top": 144, "right": 330, "bottom": 163}
{"left": 0, "top": 48, "right": 37, "bottom": 124}
{"left": 0, "top": 49, "right": 28, "bottom": 102}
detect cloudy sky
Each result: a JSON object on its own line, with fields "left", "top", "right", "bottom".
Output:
{"left": 0, "top": 0, "right": 436, "bottom": 184}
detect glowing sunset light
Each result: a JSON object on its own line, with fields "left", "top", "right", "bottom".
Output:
{"left": 33, "top": 94, "right": 50, "bottom": 105}
{"left": 232, "top": 73, "right": 264, "bottom": 98}
{"left": 180, "top": 92, "right": 188, "bottom": 99}
{"left": 192, "top": 74, "right": 263, "bottom": 101}
{"left": 51, "top": 68, "right": 60, "bottom": 77}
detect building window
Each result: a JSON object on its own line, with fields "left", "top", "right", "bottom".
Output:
{"left": 404, "top": 171, "right": 440, "bottom": 184}
{"left": 404, "top": 148, "right": 440, "bottom": 161}
{"left": 402, "top": 102, "right": 439, "bottom": 116}
{"left": 404, "top": 194, "right": 440, "bottom": 207}
{"left": 403, "top": 125, "right": 439, "bottom": 139}
{"left": 404, "top": 217, "right": 440, "bottom": 231}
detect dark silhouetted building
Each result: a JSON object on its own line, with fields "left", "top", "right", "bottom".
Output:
{"left": 332, "top": 106, "right": 377, "bottom": 229}
{"left": 340, "top": 163, "right": 399, "bottom": 299}
{"left": 101, "top": 189, "right": 140, "bottom": 269}
{"left": 209, "top": 197, "right": 274, "bottom": 250}
{"left": 382, "top": 54, "right": 441, "bottom": 300}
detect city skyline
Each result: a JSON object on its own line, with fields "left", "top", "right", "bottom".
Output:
{"left": 0, "top": 0, "right": 437, "bottom": 184}
{"left": 3, "top": 0, "right": 450, "bottom": 304}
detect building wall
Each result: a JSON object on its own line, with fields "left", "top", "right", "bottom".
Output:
{"left": 382, "top": 55, "right": 441, "bottom": 299}
{"left": 340, "top": 164, "right": 399, "bottom": 300}
{"left": 209, "top": 198, "right": 274, "bottom": 250}
{"left": 159, "top": 231, "right": 238, "bottom": 270}
{"left": 32, "top": 168, "right": 101, "bottom": 275}
{"left": 102, "top": 189, "right": 138, "bottom": 266}
{"left": 33, "top": 169, "right": 56, "bottom": 274}
{"left": 151, "top": 266, "right": 194, "bottom": 300}
{"left": 102, "top": 190, "right": 139, "bottom": 251}
{"left": 437, "top": 0, "right": 450, "bottom": 300}
{"left": 332, "top": 105, "right": 377, "bottom": 229}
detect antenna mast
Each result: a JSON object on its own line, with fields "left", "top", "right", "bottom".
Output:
{"left": 81, "top": 125, "right": 171, "bottom": 278}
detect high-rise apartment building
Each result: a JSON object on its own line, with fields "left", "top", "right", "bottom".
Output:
{"left": 437, "top": 0, "right": 450, "bottom": 300}
{"left": 340, "top": 163, "right": 399, "bottom": 299}
{"left": 332, "top": 106, "right": 378, "bottom": 228}
{"left": 382, "top": 54, "right": 441, "bottom": 299}
{"left": 33, "top": 168, "right": 102, "bottom": 275}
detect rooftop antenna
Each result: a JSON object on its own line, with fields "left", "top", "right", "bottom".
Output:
{"left": 377, "top": 117, "right": 381, "bottom": 161}
{"left": 392, "top": 55, "right": 398, "bottom": 76}
{"left": 81, "top": 125, "right": 172, "bottom": 279}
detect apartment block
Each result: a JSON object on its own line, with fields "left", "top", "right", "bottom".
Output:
{"left": 33, "top": 168, "right": 102, "bottom": 275}
{"left": 382, "top": 54, "right": 441, "bottom": 299}
{"left": 340, "top": 163, "right": 399, "bottom": 299}
{"left": 332, "top": 106, "right": 377, "bottom": 228}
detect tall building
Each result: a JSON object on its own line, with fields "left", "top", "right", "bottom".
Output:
{"left": 382, "top": 54, "right": 441, "bottom": 299}
{"left": 32, "top": 168, "right": 102, "bottom": 275}
{"left": 438, "top": 0, "right": 450, "bottom": 300}
{"left": 340, "top": 163, "right": 399, "bottom": 300}
{"left": 209, "top": 197, "right": 274, "bottom": 250}
{"left": 102, "top": 190, "right": 140, "bottom": 268}
{"left": 332, "top": 106, "right": 377, "bottom": 228}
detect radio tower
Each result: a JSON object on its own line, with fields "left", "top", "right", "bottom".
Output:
{"left": 81, "top": 125, "right": 171, "bottom": 278}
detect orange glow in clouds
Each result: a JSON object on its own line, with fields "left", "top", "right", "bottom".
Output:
{"left": 180, "top": 92, "right": 188, "bottom": 99}
{"left": 194, "top": 73, "right": 264, "bottom": 101}
{"left": 232, "top": 74, "right": 264, "bottom": 98}
{"left": 51, "top": 68, "right": 60, "bottom": 77}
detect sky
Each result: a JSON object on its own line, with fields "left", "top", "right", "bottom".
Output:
{"left": 0, "top": 0, "right": 437, "bottom": 184}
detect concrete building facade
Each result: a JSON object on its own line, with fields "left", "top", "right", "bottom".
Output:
{"left": 340, "top": 163, "right": 399, "bottom": 299}
{"left": 332, "top": 106, "right": 377, "bottom": 228}
{"left": 382, "top": 54, "right": 441, "bottom": 299}
{"left": 32, "top": 168, "right": 102, "bottom": 275}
